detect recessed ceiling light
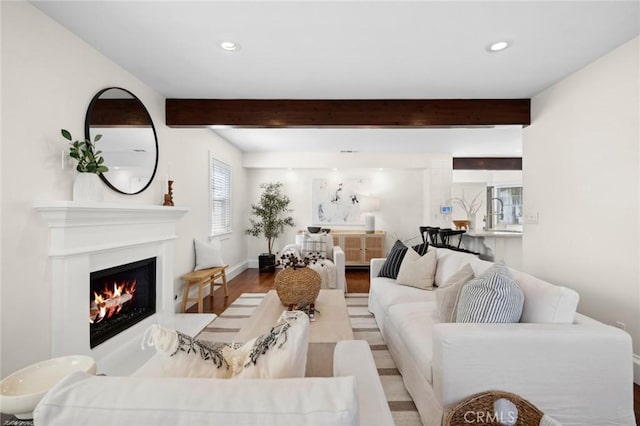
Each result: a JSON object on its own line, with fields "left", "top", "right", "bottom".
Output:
{"left": 488, "top": 41, "right": 509, "bottom": 52}
{"left": 220, "top": 41, "right": 240, "bottom": 51}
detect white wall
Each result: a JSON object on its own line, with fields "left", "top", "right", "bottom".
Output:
{"left": 453, "top": 170, "right": 522, "bottom": 186}
{"left": 0, "top": 1, "right": 246, "bottom": 377}
{"left": 167, "top": 128, "right": 247, "bottom": 299}
{"left": 523, "top": 37, "right": 640, "bottom": 379}
{"left": 244, "top": 163, "right": 451, "bottom": 263}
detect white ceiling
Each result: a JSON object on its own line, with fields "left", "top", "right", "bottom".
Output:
{"left": 215, "top": 126, "right": 523, "bottom": 156}
{"left": 31, "top": 1, "right": 640, "bottom": 155}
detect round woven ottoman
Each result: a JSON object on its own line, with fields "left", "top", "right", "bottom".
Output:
{"left": 274, "top": 267, "right": 321, "bottom": 306}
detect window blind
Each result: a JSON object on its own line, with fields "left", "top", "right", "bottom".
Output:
{"left": 210, "top": 156, "right": 232, "bottom": 236}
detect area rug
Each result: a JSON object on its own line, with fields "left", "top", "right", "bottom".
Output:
{"left": 196, "top": 292, "right": 422, "bottom": 426}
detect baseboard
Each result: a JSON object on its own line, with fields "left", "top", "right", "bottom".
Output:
{"left": 247, "top": 258, "right": 258, "bottom": 268}
{"left": 634, "top": 354, "right": 640, "bottom": 385}
{"left": 175, "top": 260, "right": 249, "bottom": 312}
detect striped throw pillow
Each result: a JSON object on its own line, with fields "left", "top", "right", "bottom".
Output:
{"left": 378, "top": 240, "right": 407, "bottom": 279}
{"left": 455, "top": 264, "right": 524, "bottom": 323}
{"left": 412, "top": 241, "right": 430, "bottom": 256}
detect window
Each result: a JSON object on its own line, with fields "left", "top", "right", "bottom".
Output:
{"left": 488, "top": 185, "right": 523, "bottom": 226}
{"left": 210, "top": 155, "right": 232, "bottom": 236}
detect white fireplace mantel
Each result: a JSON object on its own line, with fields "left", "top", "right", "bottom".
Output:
{"left": 34, "top": 201, "right": 190, "bottom": 257}
{"left": 34, "top": 200, "right": 190, "bottom": 225}
{"left": 34, "top": 201, "right": 214, "bottom": 375}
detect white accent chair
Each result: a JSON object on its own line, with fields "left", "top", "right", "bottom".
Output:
{"left": 284, "top": 233, "right": 346, "bottom": 292}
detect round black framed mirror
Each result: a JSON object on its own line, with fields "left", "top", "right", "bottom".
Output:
{"left": 85, "top": 87, "right": 158, "bottom": 195}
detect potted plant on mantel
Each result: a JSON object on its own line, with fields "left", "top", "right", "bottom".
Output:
{"left": 60, "top": 129, "right": 109, "bottom": 202}
{"left": 245, "top": 182, "right": 295, "bottom": 273}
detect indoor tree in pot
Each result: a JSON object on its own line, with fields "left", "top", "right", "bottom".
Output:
{"left": 245, "top": 182, "right": 295, "bottom": 273}
{"left": 61, "top": 129, "right": 108, "bottom": 202}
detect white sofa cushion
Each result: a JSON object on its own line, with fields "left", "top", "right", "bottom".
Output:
{"left": 387, "top": 302, "right": 440, "bottom": 384}
{"left": 368, "top": 275, "right": 436, "bottom": 333}
{"left": 509, "top": 270, "right": 579, "bottom": 324}
{"left": 434, "top": 249, "right": 481, "bottom": 286}
{"left": 396, "top": 248, "right": 437, "bottom": 289}
{"left": 34, "top": 372, "right": 359, "bottom": 426}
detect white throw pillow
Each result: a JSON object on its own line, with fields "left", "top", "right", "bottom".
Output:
{"left": 301, "top": 234, "right": 327, "bottom": 259}
{"left": 435, "top": 263, "right": 475, "bottom": 322}
{"left": 233, "top": 310, "right": 309, "bottom": 378}
{"left": 138, "top": 325, "right": 235, "bottom": 378}
{"left": 395, "top": 248, "right": 437, "bottom": 289}
{"left": 193, "top": 238, "right": 224, "bottom": 271}
{"left": 139, "top": 311, "right": 310, "bottom": 379}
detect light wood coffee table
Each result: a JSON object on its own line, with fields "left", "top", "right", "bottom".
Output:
{"left": 235, "top": 289, "right": 354, "bottom": 377}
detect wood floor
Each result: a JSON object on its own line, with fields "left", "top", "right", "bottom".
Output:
{"left": 186, "top": 268, "right": 371, "bottom": 316}
{"left": 191, "top": 268, "right": 640, "bottom": 424}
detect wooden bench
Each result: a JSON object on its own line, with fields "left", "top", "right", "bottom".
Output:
{"left": 181, "top": 265, "right": 229, "bottom": 313}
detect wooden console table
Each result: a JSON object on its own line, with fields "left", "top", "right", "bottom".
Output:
{"left": 330, "top": 230, "right": 385, "bottom": 266}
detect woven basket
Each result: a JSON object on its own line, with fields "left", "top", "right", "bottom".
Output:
{"left": 274, "top": 267, "right": 321, "bottom": 306}
{"left": 444, "top": 390, "right": 543, "bottom": 426}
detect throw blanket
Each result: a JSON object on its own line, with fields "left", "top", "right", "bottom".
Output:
{"left": 280, "top": 244, "right": 337, "bottom": 289}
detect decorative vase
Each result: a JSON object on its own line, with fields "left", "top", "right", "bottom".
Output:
{"left": 73, "top": 173, "right": 104, "bottom": 202}
{"left": 274, "top": 267, "right": 321, "bottom": 306}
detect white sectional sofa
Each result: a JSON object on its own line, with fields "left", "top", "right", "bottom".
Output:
{"left": 34, "top": 340, "right": 393, "bottom": 426}
{"left": 369, "top": 247, "right": 636, "bottom": 426}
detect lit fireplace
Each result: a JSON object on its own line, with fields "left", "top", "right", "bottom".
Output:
{"left": 89, "top": 257, "right": 156, "bottom": 348}
{"left": 90, "top": 279, "right": 137, "bottom": 324}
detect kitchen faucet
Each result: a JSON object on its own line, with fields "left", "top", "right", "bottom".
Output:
{"left": 484, "top": 197, "right": 504, "bottom": 230}
{"left": 491, "top": 197, "right": 504, "bottom": 221}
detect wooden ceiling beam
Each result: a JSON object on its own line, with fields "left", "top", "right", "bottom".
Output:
{"left": 89, "top": 99, "right": 151, "bottom": 127}
{"left": 453, "top": 157, "right": 522, "bottom": 170}
{"left": 165, "top": 99, "right": 530, "bottom": 128}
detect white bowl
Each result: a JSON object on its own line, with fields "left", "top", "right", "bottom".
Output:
{"left": 0, "top": 355, "right": 96, "bottom": 419}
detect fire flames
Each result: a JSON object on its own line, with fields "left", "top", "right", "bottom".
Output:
{"left": 89, "top": 280, "right": 136, "bottom": 324}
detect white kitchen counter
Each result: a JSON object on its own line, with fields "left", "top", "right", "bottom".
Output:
{"left": 465, "top": 230, "right": 523, "bottom": 238}
{"left": 462, "top": 231, "right": 522, "bottom": 269}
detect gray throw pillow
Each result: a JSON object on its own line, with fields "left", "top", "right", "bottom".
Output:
{"left": 455, "top": 264, "right": 524, "bottom": 323}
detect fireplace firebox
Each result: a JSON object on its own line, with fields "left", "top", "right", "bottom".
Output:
{"left": 89, "top": 257, "right": 156, "bottom": 348}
